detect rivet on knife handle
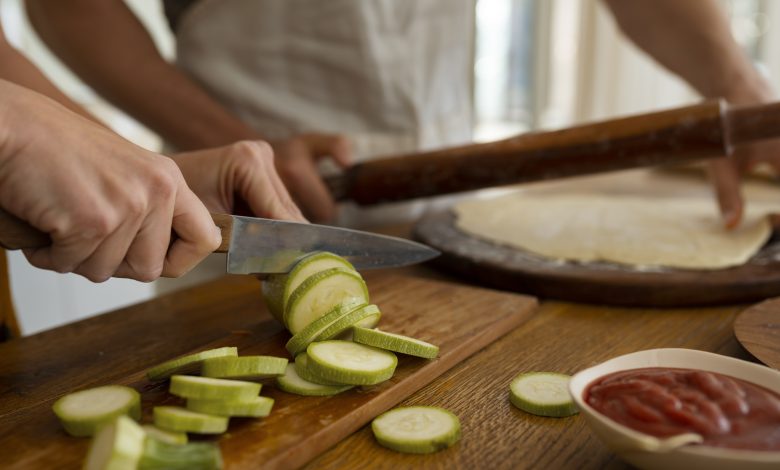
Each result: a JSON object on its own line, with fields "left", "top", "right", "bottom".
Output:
{"left": 211, "top": 213, "right": 233, "bottom": 253}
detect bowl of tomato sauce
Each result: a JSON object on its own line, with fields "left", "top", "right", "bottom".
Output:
{"left": 569, "top": 348, "right": 780, "bottom": 470}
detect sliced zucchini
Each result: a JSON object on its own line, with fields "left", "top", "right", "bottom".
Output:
{"left": 371, "top": 406, "right": 461, "bottom": 454}
{"left": 284, "top": 267, "right": 368, "bottom": 334}
{"left": 314, "top": 304, "right": 381, "bottom": 342}
{"left": 138, "top": 438, "right": 222, "bottom": 470}
{"left": 200, "top": 356, "right": 288, "bottom": 380}
{"left": 276, "top": 364, "right": 353, "bottom": 396}
{"left": 153, "top": 406, "right": 228, "bottom": 434}
{"left": 141, "top": 425, "right": 188, "bottom": 445}
{"left": 169, "top": 375, "right": 261, "bottom": 401}
{"left": 186, "top": 396, "right": 274, "bottom": 418}
{"left": 83, "top": 415, "right": 145, "bottom": 470}
{"left": 285, "top": 300, "right": 365, "bottom": 356}
{"left": 352, "top": 327, "right": 439, "bottom": 359}
{"left": 294, "top": 352, "right": 348, "bottom": 386}
{"left": 509, "top": 372, "right": 578, "bottom": 417}
{"left": 53, "top": 385, "right": 141, "bottom": 437}
{"left": 147, "top": 347, "right": 238, "bottom": 381}
{"left": 262, "top": 252, "right": 356, "bottom": 323}
{"left": 306, "top": 340, "right": 397, "bottom": 386}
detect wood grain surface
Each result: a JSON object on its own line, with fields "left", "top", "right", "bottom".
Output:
{"left": 414, "top": 210, "right": 780, "bottom": 307}
{"left": 734, "top": 297, "right": 780, "bottom": 369}
{"left": 0, "top": 271, "right": 536, "bottom": 470}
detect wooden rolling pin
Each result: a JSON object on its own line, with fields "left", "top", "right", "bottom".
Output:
{"left": 326, "top": 99, "right": 780, "bottom": 205}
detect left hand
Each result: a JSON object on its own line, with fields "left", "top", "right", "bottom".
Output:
{"left": 171, "top": 140, "right": 306, "bottom": 222}
{"left": 709, "top": 83, "right": 780, "bottom": 228}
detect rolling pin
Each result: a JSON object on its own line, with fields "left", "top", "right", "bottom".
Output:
{"left": 326, "top": 99, "right": 780, "bottom": 205}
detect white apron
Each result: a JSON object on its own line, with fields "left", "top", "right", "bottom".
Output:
{"left": 158, "top": 0, "right": 476, "bottom": 292}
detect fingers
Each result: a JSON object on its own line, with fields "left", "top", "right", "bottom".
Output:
{"left": 273, "top": 139, "right": 338, "bottom": 223}
{"left": 708, "top": 157, "right": 743, "bottom": 229}
{"left": 301, "top": 133, "right": 353, "bottom": 168}
{"left": 162, "top": 173, "right": 222, "bottom": 278}
{"left": 233, "top": 141, "right": 307, "bottom": 222}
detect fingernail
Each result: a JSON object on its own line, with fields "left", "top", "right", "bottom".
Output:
{"left": 724, "top": 210, "right": 738, "bottom": 229}
{"left": 214, "top": 225, "right": 223, "bottom": 245}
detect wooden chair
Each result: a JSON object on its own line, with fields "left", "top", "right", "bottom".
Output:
{"left": 0, "top": 249, "right": 19, "bottom": 340}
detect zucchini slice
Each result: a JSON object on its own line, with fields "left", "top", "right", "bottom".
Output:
{"left": 285, "top": 300, "right": 365, "bottom": 356}
{"left": 509, "top": 372, "right": 578, "bottom": 417}
{"left": 138, "top": 438, "right": 222, "bottom": 470}
{"left": 141, "top": 425, "right": 188, "bottom": 445}
{"left": 314, "top": 304, "right": 381, "bottom": 342}
{"left": 352, "top": 327, "right": 439, "bottom": 359}
{"left": 186, "top": 396, "right": 274, "bottom": 418}
{"left": 371, "top": 406, "right": 461, "bottom": 454}
{"left": 147, "top": 347, "right": 238, "bottom": 381}
{"left": 200, "top": 356, "right": 288, "bottom": 380}
{"left": 284, "top": 267, "right": 368, "bottom": 334}
{"left": 53, "top": 385, "right": 141, "bottom": 437}
{"left": 262, "top": 252, "right": 357, "bottom": 323}
{"left": 169, "top": 375, "right": 261, "bottom": 401}
{"left": 276, "top": 364, "right": 353, "bottom": 396}
{"left": 83, "top": 416, "right": 145, "bottom": 470}
{"left": 306, "top": 340, "right": 397, "bottom": 386}
{"left": 153, "top": 406, "right": 228, "bottom": 434}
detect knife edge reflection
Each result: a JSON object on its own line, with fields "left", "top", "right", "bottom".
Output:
{"left": 226, "top": 216, "right": 440, "bottom": 275}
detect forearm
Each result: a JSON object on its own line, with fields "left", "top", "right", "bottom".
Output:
{"left": 26, "top": 0, "right": 260, "bottom": 151}
{"left": 603, "top": 0, "right": 773, "bottom": 103}
{"left": 0, "top": 25, "right": 96, "bottom": 122}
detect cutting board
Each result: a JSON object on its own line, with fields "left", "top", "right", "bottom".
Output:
{"left": 2, "top": 272, "right": 537, "bottom": 470}
{"left": 734, "top": 298, "right": 780, "bottom": 369}
{"left": 413, "top": 210, "right": 780, "bottom": 307}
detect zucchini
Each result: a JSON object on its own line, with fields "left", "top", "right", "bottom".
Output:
{"left": 153, "top": 406, "right": 228, "bottom": 434}
{"left": 169, "top": 375, "right": 261, "bottom": 401}
{"left": 306, "top": 340, "right": 397, "bottom": 386}
{"left": 52, "top": 385, "right": 141, "bottom": 437}
{"left": 262, "top": 252, "right": 357, "bottom": 323}
{"left": 285, "top": 300, "right": 365, "bottom": 356}
{"left": 509, "top": 372, "right": 578, "bottom": 417}
{"left": 186, "top": 396, "right": 274, "bottom": 418}
{"left": 83, "top": 416, "right": 145, "bottom": 470}
{"left": 138, "top": 438, "right": 222, "bottom": 469}
{"left": 314, "top": 304, "right": 381, "bottom": 342}
{"left": 147, "top": 347, "right": 238, "bottom": 381}
{"left": 200, "top": 356, "right": 288, "bottom": 380}
{"left": 352, "top": 327, "right": 439, "bottom": 359}
{"left": 276, "top": 363, "right": 353, "bottom": 396}
{"left": 284, "top": 267, "right": 368, "bottom": 334}
{"left": 371, "top": 406, "right": 461, "bottom": 454}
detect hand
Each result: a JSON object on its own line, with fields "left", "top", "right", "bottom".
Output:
{"left": 270, "top": 133, "right": 352, "bottom": 223}
{"left": 0, "top": 81, "right": 220, "bottom": 282}
{"left": 709, "top": 82, "right": 780, "bottom": 228}
{"left": 171, "top": 141, "right": 306, "bottom": 221}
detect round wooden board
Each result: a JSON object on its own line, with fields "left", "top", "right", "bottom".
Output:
{"left": 413, "top": 210, "right": 780, "bottom": 307}
{"left": 734, "top": 299, "right": 780, "bottom": 369}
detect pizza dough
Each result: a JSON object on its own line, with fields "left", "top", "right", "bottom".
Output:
{"left": 453, "top": 193, "right": 779, "bottom": 270}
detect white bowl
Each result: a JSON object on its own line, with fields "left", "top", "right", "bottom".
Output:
{"left": 569, "top": 348, "right": 780, "bottom": 470}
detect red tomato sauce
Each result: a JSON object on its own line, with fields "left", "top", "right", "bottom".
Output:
{"left": 586, "top": 367, "right": 780, "bottom": 451}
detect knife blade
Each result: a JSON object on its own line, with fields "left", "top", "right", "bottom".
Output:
{"left": 210, "top": 213, "right": 438, "bottom": 274}
{"left": 0, "top": 210, "right": 439, "bottom": 275}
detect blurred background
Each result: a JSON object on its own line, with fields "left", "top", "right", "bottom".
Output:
{"left": 4, "top": 0, "right": 778, "bottom": 334}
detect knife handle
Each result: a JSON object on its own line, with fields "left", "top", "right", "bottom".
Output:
{"left": 325, "top": 100, "right": 730, "bottom": 205}
{"left": 0, "top": 209, "right": 51, "bottom": 250}
{"left": 0, "top": 208, "right": 234, "bottom": 254}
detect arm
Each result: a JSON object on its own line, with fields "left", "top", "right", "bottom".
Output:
{"left": 0, "top": 80, "right": 219, "bottom": 281}
{"left": 604, "top": 0, "right": 778, "bottom": 227}
{"left": 0, "top": 22, "right": 96, "bottom": 122}
{"left": 26, "top": 0, "right": 351, "bottom": 222}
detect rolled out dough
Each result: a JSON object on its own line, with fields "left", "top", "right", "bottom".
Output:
{"left": 454, "top": 193, "right": 779, "bottom": 270}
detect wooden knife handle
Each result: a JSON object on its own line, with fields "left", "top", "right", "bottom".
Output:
{"left": 0, "top": 209, "right": 51, "bottom": 250}
{"left": 326, "top": 100, "right": 730, "bottom": 205}
{"left": 0, "top": 208, "right": 235, "bottom": 254}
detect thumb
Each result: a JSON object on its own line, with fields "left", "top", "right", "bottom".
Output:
{"left": 708, "top": 158, "right": 744, "bottom": 229}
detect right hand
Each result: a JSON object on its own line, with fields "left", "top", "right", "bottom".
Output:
{"left": 271, "top": 133, "right": 352, "bottom": 223}
{"left": 0, "top": 81, "right": 220, "bottom": 282}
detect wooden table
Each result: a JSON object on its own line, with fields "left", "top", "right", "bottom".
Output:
{"left": 0, "top": 262, "right": 754, "bottom": 469}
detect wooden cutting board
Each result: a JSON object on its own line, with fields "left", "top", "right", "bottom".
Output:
{"left": 1, "top": 272, "right": 537, "bottom": 470}
{"left": 414, "top": 211, "right": 780, "bottom": 307}
{"left": 734, "top": 298, "right": 780, "bottom": 369}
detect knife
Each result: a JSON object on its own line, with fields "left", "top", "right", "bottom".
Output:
{"left": 325, "top": 99, "right": 780, "bottom": 205}
{"left": 0, "top": 210, "right": 439, "bottom": 275}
